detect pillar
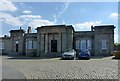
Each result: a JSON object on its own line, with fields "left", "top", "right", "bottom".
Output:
{"left": 45, "top": 34, "right": 48, "bottom": 53}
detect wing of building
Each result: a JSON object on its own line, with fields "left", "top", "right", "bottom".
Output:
{"left": 0, "top": 25, "right": 115, "bottom": 57}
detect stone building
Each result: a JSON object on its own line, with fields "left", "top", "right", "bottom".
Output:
{"left": 0, "top": 25, "right": 115, "bottom": 57}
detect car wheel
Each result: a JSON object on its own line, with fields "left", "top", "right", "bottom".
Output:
{"left": 78, "top": 57, "right": 81, "bottom": 60}
{"left": 62, "top": 57, "right": 64, "bottom": 60}
{"left": 88, "top": 58, "right": 90, "bottom": 60}
{"left": 71, "top": 57, "right": 74, "bottom": 60}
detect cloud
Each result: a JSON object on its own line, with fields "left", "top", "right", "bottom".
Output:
{"left": 0, "top": 13, "right": 23, "bottom": 26}
{"left": 23, "top": 10, "right": 32, "bottom": 14}
{"left": 18, "top": 15, "right": 55, "bottom": 28}
{"left": 53, "top": 2, "right": 69, "bottom": 23}
{"left": 58, "top": 2, "right": 69, "bottom": 16}
{"left": 19, "top": 15, "right": 41, "bottom": 20}
{"left": 109, "top": 12, "right": 119, "bottom": 19}
{"left": 28, "top": 19, "right": 55, "bottom": 28}
{"left": 74, "top": 21, "right": 102, "bottom": 31}
{"left": 53, "top": 15, "right": 57, "bottom": 23}
{"left": 0, "top": 34, "right": 4, "bottom": 37}
{"left": 114, "top": 34, "right": 118, "bottom": 43}
{"left": 0, "top": 0, "right": 17, "bottom": 12}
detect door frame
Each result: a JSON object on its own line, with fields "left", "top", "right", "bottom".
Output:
{"left": 51, "top": 40, "right": 57, "bottom": 52}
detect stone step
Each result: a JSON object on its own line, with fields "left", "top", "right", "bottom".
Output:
{"left": 8, "top": 52, "right": 24, "bottom": 56}
{"left": 41, "top": 52, "right": 62, "bottom": 58}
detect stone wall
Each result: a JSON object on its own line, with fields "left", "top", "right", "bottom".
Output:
{"left": 36, "top": 25, "right": 74, "bottom": 57}
{"left": 94, "top": 25, "right": 115, "bottom": 56}
{"left": 0, "top": 37, "right": 10, "bottom": 55}
{"left": 74, "top": 31, "right": 94, "bottom": 55}
{"left": 9, "top": 30, "right": 25, "bottom": 55}
{"left": 24, "top": 33, "right": 37, "bottom": 56}
{"left": 1, "top": 25, "right": 115, "bottom": 57}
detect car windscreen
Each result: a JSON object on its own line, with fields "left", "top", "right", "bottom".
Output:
{"left": 81, "top": 49, "right": 89, "bottom": 52}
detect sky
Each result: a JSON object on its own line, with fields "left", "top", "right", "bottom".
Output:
{"left": 0, "top": 0, "right": 119, "bottom": 43}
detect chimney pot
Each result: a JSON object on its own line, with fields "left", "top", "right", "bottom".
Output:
{"left": 27, "top": 26, "right": 32, "bottom": 33}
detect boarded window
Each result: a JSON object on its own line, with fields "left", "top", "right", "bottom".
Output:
{"left": 102, "top": 39, "right": 107, "bottom": 50}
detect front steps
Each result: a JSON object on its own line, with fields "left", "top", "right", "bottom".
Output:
{"left": 40, "top": 52, "right": 62, "bottom": 58}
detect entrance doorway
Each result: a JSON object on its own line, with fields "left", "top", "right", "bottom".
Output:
{"left": 16, "top": 44, "right": 18, "bottom": 52}
{"left": 51, "top": 40, "right": 57, "bottom": 52}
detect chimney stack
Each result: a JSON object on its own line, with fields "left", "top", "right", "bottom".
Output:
{"left": 27, "top": 26, "right": 32, "bottom": 33}
{"left": 20, "top": 27, "right": 22, "bottom": 30}
{"left": 91, "top": 25, "right": 94, "bottom": 31}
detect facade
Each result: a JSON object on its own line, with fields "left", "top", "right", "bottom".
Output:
{"left": 0, "top": 25, "right": 115, "bottom": 57}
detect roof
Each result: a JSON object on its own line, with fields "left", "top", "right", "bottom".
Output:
{"left": 0, "top": 36, "right": 10, "bottom": 39}
{"left": 75, "top": 31, "right": 94, "bottom": 33}
{"left": 36, "top": 25, "right": 74, "bottom": 31}
{"left": 10, "top": 29, "right": 25, "bottom": 33}
{"left": 94, "top": 25, "right": 116, "bottom": 29}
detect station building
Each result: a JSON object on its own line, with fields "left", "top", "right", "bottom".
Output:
{"left": 0, "top": 25, "right": 115, "bottom": 57}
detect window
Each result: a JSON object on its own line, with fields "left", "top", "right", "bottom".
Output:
{"left": 26, "top": 40, "right": 37, "bottom": 49}
{"left": 15, "top": 41, "right": 19, "bottom": 44}
{"left": 87, "top": 40, "right": 91, "bottom": 49}
{"left": 0, "top": 41, "right": 4, "bottom": 49}
{"left": 28, "top": 41, "right": 32, "bottom": 49}
{"left": 80, "top": 39, "right": 91, "bottom": 50}
{"left": 80, "top": 40, "right": 86, "bottom": 50}
{"left": 102, "top": 39, "right": 106, "bottom": 50}
{"left": 33, "top": 41, "right": 37, "bottom": 49}
{"left": 75, "top": 40, "right": 79, "bottom": 49}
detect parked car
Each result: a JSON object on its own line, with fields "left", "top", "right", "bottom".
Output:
{"left": 62, "top": 49, "right": 76, "bottom": 60}
{"left": 78, "top": 49, "right": 91, "bottom": 59}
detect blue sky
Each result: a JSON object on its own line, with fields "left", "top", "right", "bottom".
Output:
{"left": 0, "top": 0, "right": 119, "bottom": 43}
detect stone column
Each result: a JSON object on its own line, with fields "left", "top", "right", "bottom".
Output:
{"left": 40, "top": 34, "right": 45, "bottom": 53}
{"left": 58, "top": 33, "right": 61, "bottom": 52}
{"left": 37, "top": 34, "right": 41, "bottom": 57}
{"left": 45, "top": 34, "right": 48, "bottom": 53}
{"left": 62, "top": 32, "right": 66, "bottom": 52}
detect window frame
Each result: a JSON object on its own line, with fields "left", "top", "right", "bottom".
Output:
{"left": 75, "top": 40, "right": 79, "bottom": 49}
{"left": 80, "top": 39, "right": 86, "bottom": 50}
{"left": 101, "top": 39, "right": 107, "bottom": 50}
{"left": 28, "top": 40, "right": 32, "bottom": 49}
{"left": 33, "top": 41, "right": 37, "bottom": 49}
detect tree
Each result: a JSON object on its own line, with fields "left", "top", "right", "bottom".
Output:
{"left": 114, "top": 43, "right": 120, "bottom": 51}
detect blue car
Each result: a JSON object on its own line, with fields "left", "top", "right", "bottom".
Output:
{"left": 78, "top": 49, "right": 91, "bottom": 59}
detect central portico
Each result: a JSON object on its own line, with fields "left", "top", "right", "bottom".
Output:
{"left": 36, "top": 25, "right": 74, "bottom": 57}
